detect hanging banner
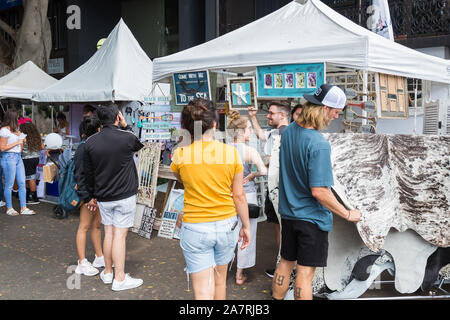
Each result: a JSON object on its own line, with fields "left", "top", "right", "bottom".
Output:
{"left": 366, "top": 0, "right": 394, "bottom": 41}
{"left": 173, "top": 70, "right": 211, "bottom": 105}
{"left": 256, "top": 63, "right": 325, "bottom": 99}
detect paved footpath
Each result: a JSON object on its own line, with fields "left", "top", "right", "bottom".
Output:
{"left": 0, "top": 200, "right": 278, "bottom": 300}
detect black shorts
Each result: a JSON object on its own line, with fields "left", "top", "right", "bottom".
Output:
{"left": 265, "top": 191, "right": 279, "bottom": 224}
{"left": 23, "top": 157, "right": 39, "bottom": 180}
{"left": 280, "top": 218, "right": 329, "bottom": 267}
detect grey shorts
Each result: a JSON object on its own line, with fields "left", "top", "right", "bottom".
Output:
{"left": 98, "top": 195, "right": 136, "bottom": 228}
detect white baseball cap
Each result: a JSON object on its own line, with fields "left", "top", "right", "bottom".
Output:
{"left": 44, "top": 133, "right": 63, "bottom": 150}
{"left": 303, "top": 84, "right": 346, "bottom": 109}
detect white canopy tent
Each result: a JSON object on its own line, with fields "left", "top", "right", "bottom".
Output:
{"left": 33, "top": 19, "right": 154, "bottom": 103}
{"left": 152, "top": 0, "right": 450, "bottom": 85}
{"left": 0, "top": 61, "right": 57, "bottom": 100}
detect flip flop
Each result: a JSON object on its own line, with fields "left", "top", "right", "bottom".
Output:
{"left": 6, "top": 208, "right": 19, "bottom": 216}
{"left": 20, "top": 208, "right": 36, "bottom": 215}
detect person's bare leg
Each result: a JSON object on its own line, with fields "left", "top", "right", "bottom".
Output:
{"left": 190, "top": 266, "right": 215, "bottom": 300}
{"left": 28, "top": 179, "right": 37, "bottom": 192}
{"left": 214, "top": 264, "right": 229, "bottom": 300}
{"left": 272, "top": 258, "right": 296, "bottom": 300}
{"left": 103, "top": 225, "right": 114, "bottom": 275}
{"left": 294, "top": 265, "right": 316, "bottom": 300}
{"left": 90, "top": 209, "right": 103, "bottom": 258}
{"left": 112, "top": 227, "right": 129, "bottom": 282}
{"left": 76, "top": 205, "right": 95, "bottom": 263}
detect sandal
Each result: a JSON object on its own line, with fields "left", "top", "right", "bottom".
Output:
{"left": 6, "top": 208, "right": 19, "bottom": 216}
{"left": 20, "top": 208, "right": 36, "bottom": 215}
{"left": 236, "top": 274, "right": 247, "bottom": 285}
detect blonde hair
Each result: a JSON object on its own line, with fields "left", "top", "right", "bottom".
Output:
{"left": 227, "top": 110, "right": 249, "bottom": 140}
{"left": 296, "top": 102, "right": 330, "bottom": 131}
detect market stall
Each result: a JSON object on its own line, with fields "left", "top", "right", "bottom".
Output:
{"left": 30, "top": 19, "right": 170, "bottom": 213}
{"left": 151, "top": 0, "right": 450, "bottom": 299}
{"left": 0, "top": 60, "right": 58, "bottom": 129}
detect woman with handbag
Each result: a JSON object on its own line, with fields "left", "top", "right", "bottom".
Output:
{"left": 228, "top": 110, "right": 267, "bottom": 285}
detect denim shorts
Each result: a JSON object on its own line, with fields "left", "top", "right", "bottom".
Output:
{"left": 180, "top": 215, "right": 239, "bottom": 274}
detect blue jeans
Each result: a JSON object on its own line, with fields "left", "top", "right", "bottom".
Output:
{"left": 1, "top": 152, "right": 26, "bottom": 209}
{"left": 0, "top": 156, "right": 3, "bottom": 201}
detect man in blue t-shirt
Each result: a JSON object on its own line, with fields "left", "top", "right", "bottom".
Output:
{"left": 272, "top": 84, "right": 362, "bottom": 300}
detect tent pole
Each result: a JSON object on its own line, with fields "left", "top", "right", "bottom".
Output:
{"left": 361, "top": 69, "right": 368, "bottom": 126}
{"left": 32, "top": 101, "right": 34, "bottom": 122}
{"left": 413, "top": 79, "right": 418, "bottom": 135}
{"left": 51, "top": 105, "right": 54, "bottom": 132}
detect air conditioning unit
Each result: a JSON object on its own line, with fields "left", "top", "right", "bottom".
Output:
{"left": 423, "top": 99, "right": 449, "bottom": 135}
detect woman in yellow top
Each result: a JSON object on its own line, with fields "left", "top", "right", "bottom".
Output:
{"left": 171, "top": 98, "right": 251, "bottom": 300}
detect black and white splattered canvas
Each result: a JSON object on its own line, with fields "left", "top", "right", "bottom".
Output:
{"left": 325, "top": 133, "right": 450, "bottom": 252}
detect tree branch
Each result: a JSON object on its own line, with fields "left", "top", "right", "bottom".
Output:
{"left": 0, "top": 18, "right": 17, "bottom": 41}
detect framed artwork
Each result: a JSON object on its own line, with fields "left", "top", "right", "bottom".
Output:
{"left": 295, "top": 72, "right": 305, "bottom": 88}
{"left": 256, "top": 63, "right": 325, "bottom": 98}
{"left": 173, "top": 70, "right": 211, "bottom": 105}
{"left": 227, "top": 77, "right": 258, "bottom": 110}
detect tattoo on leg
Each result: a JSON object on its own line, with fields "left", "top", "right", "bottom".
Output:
{"left": 274, "top": 273, "right": 285, "bottom": 286}
{"left": 294, "top": 286, "right": 302, "bottom": 299}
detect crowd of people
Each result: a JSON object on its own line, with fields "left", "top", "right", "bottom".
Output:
{"left": 1, "top": 84, "right": 362, "bottom": 300}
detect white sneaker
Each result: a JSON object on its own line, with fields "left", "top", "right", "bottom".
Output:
{"left": 75, "top": 259, "right": 99, "bottom": 276}
{"left": 111, "top": 274, "right": 143, "bottom": 291}
{"left": 0, "top": 201, "right": 5, "bottom": 207}
{"left": 92, "top": 255, "right": 105, "bottom": 268}
{"left": 100, "top": 270, "right": 113, "bottom": 284}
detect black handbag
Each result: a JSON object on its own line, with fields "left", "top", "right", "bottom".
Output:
{"left": 248, "top": 204, "right": 261, "bottom": 219}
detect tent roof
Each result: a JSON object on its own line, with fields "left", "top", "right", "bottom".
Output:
{"left": 33, "top": 19, "right": 153, "bottom": 103}
{"left": 153, "top": 0, "right": 450, "bottom": 84}
{"left": 0, "top": 61, "right": 57, "bottom": 100}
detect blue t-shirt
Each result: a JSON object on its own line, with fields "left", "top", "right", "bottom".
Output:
{"left": 278, "top": 122, "right": 334, "bottom": 232}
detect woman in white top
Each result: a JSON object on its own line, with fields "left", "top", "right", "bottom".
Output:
{"left": 227, "top": 110, "right": 267, "bottom": 285}
{"left": 0, "top": 109, "right": 35, "bottom": 216}
{"left": 54, "top": 112, "right": 70, "bottom": 136}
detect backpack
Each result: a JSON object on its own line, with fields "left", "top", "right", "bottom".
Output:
{"left": 57, "top": 142, "right": 85, "bottom": 212}
{"left": 57, "top": 157, "right": 81, "bottom": 212}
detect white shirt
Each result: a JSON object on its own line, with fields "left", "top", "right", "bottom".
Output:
{"left": 0, "top": 127, "right": 22, "bottom": 153}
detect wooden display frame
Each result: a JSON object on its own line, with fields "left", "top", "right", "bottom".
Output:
{"left": 377, "top": 73, "right": 409, "bottom": 119}
{"left": 227, "top": 77, "right": 258, "bottom": 111}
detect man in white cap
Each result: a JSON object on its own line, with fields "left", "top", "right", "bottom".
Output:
{"left": 271, "top": 84, "right": 362, "bottom": 300}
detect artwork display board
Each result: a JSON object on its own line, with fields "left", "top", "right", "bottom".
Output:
{"left": 157, "top": 211, "right": 178, "bottom": 239}
{"left": 173, "top": 70, "right": 211, "bottom": 105}
{"left": 137, "top": 206, "right": 157, "bottom": 239}
{"left": 256, "top": 63, "right": 325, "bottom": 99}
{"left": 159, "top": 189, "right": 184, "bottom": 240}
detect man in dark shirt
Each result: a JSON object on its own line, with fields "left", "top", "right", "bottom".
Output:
{"left": 84, "top": 103, "right": 144, "bottom": 291}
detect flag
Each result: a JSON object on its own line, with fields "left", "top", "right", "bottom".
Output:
{"left": 366, "top": 0, "right": 394, "bottom": 41}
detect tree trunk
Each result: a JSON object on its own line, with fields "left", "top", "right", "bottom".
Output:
{"left": 0, "top": 0, "right": 51, "bottom": 76}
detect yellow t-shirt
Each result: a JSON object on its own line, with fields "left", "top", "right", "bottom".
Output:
{"left": 170, "top": 140, "right": 243, "bottom": 223}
